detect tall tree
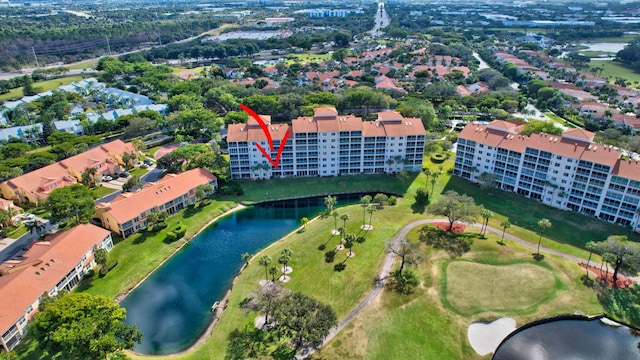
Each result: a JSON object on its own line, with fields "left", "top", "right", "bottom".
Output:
{"left": 29, "top": 293, "right": 142, "bottom": 360}
{"left": 536, "top": 218, "right": 552, "bottom": 257}
{"left": 258, "top": 255, "right": 272, "bottom": 282}
{"left": 94, "top": 248, "right": 109, "bottom": 268}
{"left": 332, "top": 210, "right": 339, "bottom": 231}
{"left": 596, "top": 236, "right": 640, "bottom": 287}
{"left": 386, "top": 239, "right": 424, "bottom": 273}
{"left": 272, "top": 292, "right": 337, "bottom": 349}
{"left": 427, "top": 190, "right": 481, "bottom": 232}
{"left": 367, "top": 206, "right": 376, "bottom": 227}
{"left": 241, "top": 252, "right": 252, "bottom": 266}
{"left": 324, "top": 195, "right": 337, "bottom": 213}
{"left": 340, "top": 213, "right": 350, "bottom": 234}
{"left": 584, "top": 241, "right": 598, "bottom": 278}
{"left": 480, "top": 209, "right": 493, "bottom": 237}
{"left": 46, "top": 184, "right": 95, "bottom": 224}
{"left": 359, "top": 195, "right": 372, "bottom": 225}
{"left": 499, "top": 219, "right": 511, "bottom": 245}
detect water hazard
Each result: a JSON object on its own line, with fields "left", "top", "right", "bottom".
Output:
{"left": 121, "top": 194, "right": 369, "bottom": 355}
{"left": 492, "top": 316, "right": 640, "bottom": 360}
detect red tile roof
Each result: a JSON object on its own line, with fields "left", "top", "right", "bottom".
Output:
{"left": 95, "top": 168, "right": 216, "bottom": 224}
{"left": 0, "top": 224, "right": 110, "bottom": 334}
{"left": 2, "top": 140, "right": 133, "bottom": 201}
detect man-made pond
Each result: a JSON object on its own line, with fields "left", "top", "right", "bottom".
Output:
{"left": 492, "top": 315, "right": 640, "bottom": 360}
{"left": 121, "top": 194, "right": 369, "bottom": 355}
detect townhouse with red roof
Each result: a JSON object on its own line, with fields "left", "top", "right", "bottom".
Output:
{"left": 0, "top": 140, "right": 135, "bottom": 205}
{"left": 0, "top": 224, "right": 113, "bottom": 351}
{"left": 94, "top": 168, "right": 217, "bottom": 238}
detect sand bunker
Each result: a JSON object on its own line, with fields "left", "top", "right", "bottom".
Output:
{"left": 468, "top": 317, "right": 516, "bottom": 356}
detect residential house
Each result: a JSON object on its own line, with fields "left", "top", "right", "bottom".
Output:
{"left": 0, "top": 140, "right": 134, "bottom": 205}
{"left": 0, "top": 224, "right": 113, "bottom": 352}
{"left": 94, "top": 168, "right": 218, "bottom": 237}
{"left": 454, "top": 120, "right": 640, "bottom": 231}
{"left": 227, "top": 107, "right": 425, "bottom": 179}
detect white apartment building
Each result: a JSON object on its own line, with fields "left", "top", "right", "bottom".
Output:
{"left": 227, "top": 107, "right": 425, "bottom": 179}
{"left": 454, "top": 120, "right": 640, "bottom": 231}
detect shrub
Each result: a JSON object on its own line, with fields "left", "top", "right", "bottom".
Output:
{"left": 389, "top": 196, "right": 397, "bottom": 205}
{"left": 174, "top": 224, "right": 186, "bottom": 239}
{"left": 414, "top": 188, "right": 429, "bottom": 205}
{"left": 166, "top": 231, "right": 177, "bottom": 242}
{"left": 430, "top": 153, "right": 446, "bottom": 163}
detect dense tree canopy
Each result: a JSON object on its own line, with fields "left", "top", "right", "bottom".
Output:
{"left": 29, "top": 293, "right": 142, "bottom": 360}
{"left": 45, "top": 184, "right": 95, "bottom": 224}
{"left": 427, "top": 190, "right": 482, "bottom": 231}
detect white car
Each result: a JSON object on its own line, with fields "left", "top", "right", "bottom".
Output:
{"left": 23, "top": 213, "right": 35, "bottom": 221}
{"left": 103, "top": 176, "right": 113, "bottom": 182}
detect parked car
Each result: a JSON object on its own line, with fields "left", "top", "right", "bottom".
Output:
{"left": 119, "top": 172, "right": 130, "bottom": 178}
{"left": 140, "top": 163, "right": 149, "bottom": 169}
{"left": 23, "top": 213, "right": 35, "bottom": 221}
{"left": 103, "top": 176, "right": 113, "bottom": 182}
{"left": 143, "top": 159, "right": 153, "bottom": 165}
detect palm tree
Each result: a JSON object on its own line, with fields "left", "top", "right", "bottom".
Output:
{"left": 603, "top": 253, "right": 616, "bottom": 279}
{"left": 241, "top": 252, "right": 251, "bottom": 266}
{"left": 344, "top": 233, "right": 356, "bottom": 256}
{"left": 430, "top": 172, "right": 440, "bottom": 196}
{"left": 423, "top": 168, "right": 432, "bottom": 190}
{"left": 300, "top": 217, "right": 309, "bottom": 230}
{"left": 536, "top": 218, "right": 552, "bottom": 257}
{"left": 499, "top": 219, "right": 510, "bottom": 245}
{"left": 480, "top": 209, "right": 493, "bottom": 237}
{"left": 340, "top": 213, "right": 350, "bottom": 234}
{"left": 258, "top": 255, "right": 272, "bottom": 281}
{"left": 268, "top": 266, "right": 278, "bottom": 281}
{"left": 278, "top": 248, "right": 292, "bottom": 273}
{"left": 584, "top": 241, "right": 597, "bottom": 278}
{"left": 332, "top": 210, "right": 339, "bottom": 231}
{"left": 324, "top": 195, "right": 337, "bottom": 213}
{"left": 360, "top": 195, "right": 372, "bottom": 225}
{"left": 367, "top": 206, "right": 376, "bottom": 227}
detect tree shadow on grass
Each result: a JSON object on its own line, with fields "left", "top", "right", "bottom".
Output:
{"left": 74, "top": 271, "right": 95, "bottom": 292}
{"left": 411, "top": 202, "right": 426, "bottom": 214}
{"left": 132, "top": 232, "right": 152, "bottom": 245}
{"left": 418, "top": 224, "right": 474, "bottom": 258}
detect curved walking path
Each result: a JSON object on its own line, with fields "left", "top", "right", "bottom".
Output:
{"left": 300, "top": 219, "right": 640, "bottom": 358}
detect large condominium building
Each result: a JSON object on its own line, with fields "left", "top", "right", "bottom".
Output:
{"left": 94, "top": 168, "right": 217, "bottom": 238}
{"left": 0, "top": 224, "right": 113, "bottom": 352}
{"left": 227, "top": 107, "right": 426, "bottom": 179}
{"left": 454, "top": 120, "right": 640, "bottom": 231}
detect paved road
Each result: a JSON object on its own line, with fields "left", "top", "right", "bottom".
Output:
{"left": 299, "top": 218, "right": 639, "bottom": 358}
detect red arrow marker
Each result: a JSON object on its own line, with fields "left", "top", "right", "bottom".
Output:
{"left": 240, "top": 104, "right": 291, "bottom": 169}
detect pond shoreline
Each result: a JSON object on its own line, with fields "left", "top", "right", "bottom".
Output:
{"left": 114, "top": 204, "right": 246, "bottom": 304}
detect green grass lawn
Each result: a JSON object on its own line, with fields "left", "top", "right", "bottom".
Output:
{"left": 223, "top": 173, "right": 417, "bottom": 203}
{"left": 286, "top": 53, "right": 332, "bottom": 65}
{"left": 91, "top": 185, "right": 116, "bottom": 199}
{"left": 443, "top": 176, "right": 640, "bottom": 251}
{"left": 129, "top": 167, "right": 148, "bottom": 177}
{"left": 544, "top": 111, "right": 576, "bottom": 128}
{"left": 318, "top": 229, "right": 603, "bottom": 360}
{"left": 0, "top": 75, "right": 85, "bottom": 101}
{"left": 444, "top": 261, "right": 556, "bottom": 315}
{"left": 581, "top": 35, "right": 635, "bottom": 43}
{"left": 593, "top": 60, "right": 640, "bottom": 84}
{"left": 78, "top": 200, "right": 236, "bottom": 299}
{"left": 4, "top": 224, "right": 28, "bottom": 238}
